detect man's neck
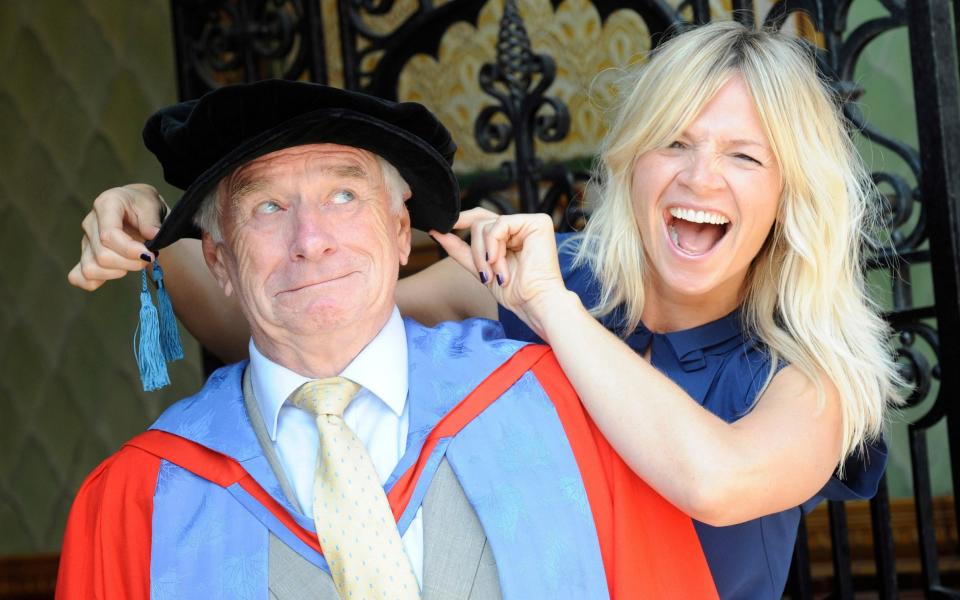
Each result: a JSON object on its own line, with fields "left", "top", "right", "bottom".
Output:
{"left": 250, "top": 309, "right": 394, "bottom": 378}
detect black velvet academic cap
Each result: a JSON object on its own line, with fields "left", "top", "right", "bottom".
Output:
{"left": 142, "top": 79, "right": 459, "bottom": 252}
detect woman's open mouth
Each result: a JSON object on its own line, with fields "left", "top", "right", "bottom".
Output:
{"left": 666, "top": 207, "right": 730, "bottom": 256}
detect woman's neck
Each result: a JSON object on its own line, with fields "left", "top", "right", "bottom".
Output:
{"left": 640, "top": 280, "right": 742, "bottom": 333}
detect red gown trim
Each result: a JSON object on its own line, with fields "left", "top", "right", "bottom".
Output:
{"left": 530, "top": 348, "right": 719, "bottom": 599}
{"left": 57, "top": 344, "right": 718, "bottom": 599}
{"left": 56, "top": 442, "right": 160, "bottom": 599}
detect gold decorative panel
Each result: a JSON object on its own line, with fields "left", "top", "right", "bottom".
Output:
{"left": 399, "top": 0, "right": 653, "bottom": 174}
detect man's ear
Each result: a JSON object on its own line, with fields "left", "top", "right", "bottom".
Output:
{"left": 396, "top": 203, "right": 412, "bottom": 266}
{"left": 201, "top": 233, "right": 234, "bottom": 297}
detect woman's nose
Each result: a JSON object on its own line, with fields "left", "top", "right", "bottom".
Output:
{"left": 677, "top": 150, "right": 725, "bottom": 193}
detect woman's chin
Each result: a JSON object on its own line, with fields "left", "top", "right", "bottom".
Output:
{"left": 651, "top": 263, "right": 740, "bottom": 308}
{"left": 664, "top": 280, "right": 720, "bottom": 302}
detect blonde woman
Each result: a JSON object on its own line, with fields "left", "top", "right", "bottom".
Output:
{"left": 70, "top": 21, "right": 899, "bottom": 598}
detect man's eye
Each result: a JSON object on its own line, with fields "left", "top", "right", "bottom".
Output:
{"left": 255, "top": 200, "right": 282, "bottom": 214}
{"left": 332, "top": 190, "right": 356, "bottom": 204}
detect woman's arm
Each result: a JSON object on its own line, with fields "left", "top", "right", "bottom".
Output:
{"left": 158, "top": 239, "right": 250, "bottom": 363}
{"left": 537, "top": 292, "right": 841, "bottom": 526}
{"left": 68, "top": 184, "right": 249, "bottom": 362}
{"left": 434, "top": 209, "right": 843, "bottom": 526}
{"left": 396, "top": 257, "right": 497, "bottom": 326}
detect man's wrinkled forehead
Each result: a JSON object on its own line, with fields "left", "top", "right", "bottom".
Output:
{"left": 219, "top": 143, "right": 380, "bottom": 199}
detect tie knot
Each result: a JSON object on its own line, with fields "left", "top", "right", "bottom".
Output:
{"left": 289, "top": 377, "right": 360, "bottom": 417}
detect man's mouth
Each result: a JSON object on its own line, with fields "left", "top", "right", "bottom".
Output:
{"left": 278, "top": 273, "right": 355, "bottom": 296}
{"left": 666, "top": 207, "right": 730, "bottom": 256}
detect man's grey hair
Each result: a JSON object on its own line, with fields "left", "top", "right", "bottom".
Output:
{"left": 194, "top": 152, "right": 411, "bottom": 243}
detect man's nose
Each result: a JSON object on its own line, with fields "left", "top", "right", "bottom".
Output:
{"left": 290, "top": 206, "right": 337, "bottom": 260}
{"left": 677, "top": 150, "right": 725, "bottom": 193}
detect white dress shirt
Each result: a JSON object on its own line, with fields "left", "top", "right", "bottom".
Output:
{"left": 248, "top": 307, "right": 424, "bottom": 585}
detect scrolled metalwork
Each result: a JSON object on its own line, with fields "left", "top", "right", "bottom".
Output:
{"left": 470, "top": 0, "right": 572, "bottom": 215}
{"left": 474, "top": 107, "right": 513, "bottom": 155}
{"left": 352, "top": 0, "right": 397, "bottom": 17}
{"left": 337, "top": 0, "right": 486, "bottom": 97}
{"left": 676, "top": 0, "right": 711, "bottom": 24}
{"left": 247, "top": 2, "right": 298, "bottom": 59}
{"left": 794, "top": 0, "right": 960, "bottom": 595}
{"left": 758, "top": 0, "right": 940, "bottom": 408}
{"left": 874, "top": 171, "right": 926, "bottom": 253}
{"left": 189, "top": 1, "right": 248, "bottom": 76}
{"left": 891, "top": 320, "right": 940, "bottom": 415}
{"left": 171, "top": 0, "right": 325, "bottom": 100}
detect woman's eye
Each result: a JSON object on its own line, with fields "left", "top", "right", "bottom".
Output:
{"left": 668, "top": 141, "right": 686, "bottom": 150}
{"left": 734, "top": 153, "right": 762, "bottom": 165}
{"left": 332, "top": 190, "right": 356, "bottom": 204}
{"left": 255, "top": 200, "right": 282, "bottom": 214}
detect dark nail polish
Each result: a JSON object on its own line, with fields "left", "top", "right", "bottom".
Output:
{"left": 479, "top": 271, "right": 488, "bottom": 284}
{"left": 496, "top": 273, "right": 504, "bottom": 286}
{"left": 140, "top": 253, "right": 153, "bottom": 263}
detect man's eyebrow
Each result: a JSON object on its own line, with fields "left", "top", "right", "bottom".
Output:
{"left": 227, "top": 163, "right": 370, "bottom": 204}
{"left": 316, "top": 164, "right": 367, "bottom": 179}
{"left": 229, "top": 179, "right": 269, "bottom": 203}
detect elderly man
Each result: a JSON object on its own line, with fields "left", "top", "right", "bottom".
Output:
{"left": 58, "top": 81, "right": 715, "bottom": 599}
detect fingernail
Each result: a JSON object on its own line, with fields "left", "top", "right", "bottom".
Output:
{"left": 479, "top": 271, "right": 488, "bottom": 284}
{"left": 496, "top": 273, "right": 504, "bottom": 286}
{"left": 140, "top": 253, "right": 153, "bottom": 263}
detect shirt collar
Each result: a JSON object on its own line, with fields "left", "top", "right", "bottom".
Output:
{"left": 249, "top": 306, "right": 408, "bottom": 440}
{"left": 624, "top": 309, "right": 744, "bottom": 372}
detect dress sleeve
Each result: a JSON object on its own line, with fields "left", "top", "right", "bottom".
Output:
{"left": 56, "top": 446, "right": 161, "bottom": 599}
{"left": 498, "top": 304, "right": 541, "bottom": 342}
{"left": 499, "top": 231, "right": 599, "bottom": 342}
{"left": 801, "top": 436, "right": 888, "bottom": 513}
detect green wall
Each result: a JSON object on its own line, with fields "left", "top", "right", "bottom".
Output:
{"left": 0, "top": 0, "right": 200, "bottom": 554}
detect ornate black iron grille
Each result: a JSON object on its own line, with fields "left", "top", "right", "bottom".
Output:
{"left": 170, "top": 0, "right": 960, "bottom": 596}
{"left": 170, "top": 0, "right": 327, "bottom": 99}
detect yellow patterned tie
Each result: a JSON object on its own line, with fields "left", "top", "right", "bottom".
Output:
{"left": 288, "top": 377, "right": 420, "bottom": 600}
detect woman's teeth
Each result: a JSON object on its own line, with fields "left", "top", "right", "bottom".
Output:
{"left": 669, "top": 207, "right": 729, "bottom": 225}
{"left": 666, "top": 206, "right": 730, "bottom": 255}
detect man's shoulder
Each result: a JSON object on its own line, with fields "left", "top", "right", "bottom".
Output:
{"left": 403, "top": 316, "right": 528, "bottom": 354}
{"left": 403, "top": 317, "right": 532, "bottom": 379}
{"left": 402, "top": 317, "right": 542, "bottom": 420}
{"left": 79, "top": 440, "right": 166, "bottom": 498}
{"left": 74, "top": 361, "right": 246, "bottom": 492}
{"left": 67, "top": 363, "right": 249, "bottom": 516}
{"left": 148, "top": 362, "right": 261, "bottom": 462}
{"left": 59, "top": 440, "right": 159, "bottom": 596}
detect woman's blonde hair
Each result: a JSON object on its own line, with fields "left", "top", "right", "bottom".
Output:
{"left": 573, "top": 20, "right": 901, "bottom": 466}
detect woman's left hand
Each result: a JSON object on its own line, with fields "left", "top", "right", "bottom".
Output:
{"left": 429, "top": 208, "right": 573, "bottom": 339}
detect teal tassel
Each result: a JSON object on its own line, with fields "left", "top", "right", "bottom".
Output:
{"left": 134, "top": 269, "right": 170, "bottom": 391}
{"left": 152, "top": 263, "right": 184, "bottom": 362}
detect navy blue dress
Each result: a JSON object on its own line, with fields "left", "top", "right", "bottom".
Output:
{"left": 498, "top": 233, "right": 887, "bottom": 599}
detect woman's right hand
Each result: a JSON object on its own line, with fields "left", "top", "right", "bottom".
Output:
{"left": 67, "top": 183, "right": 169, "bottom": 291}
{"left": 429, "top": 208, "right": 576, "bottom": 341}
